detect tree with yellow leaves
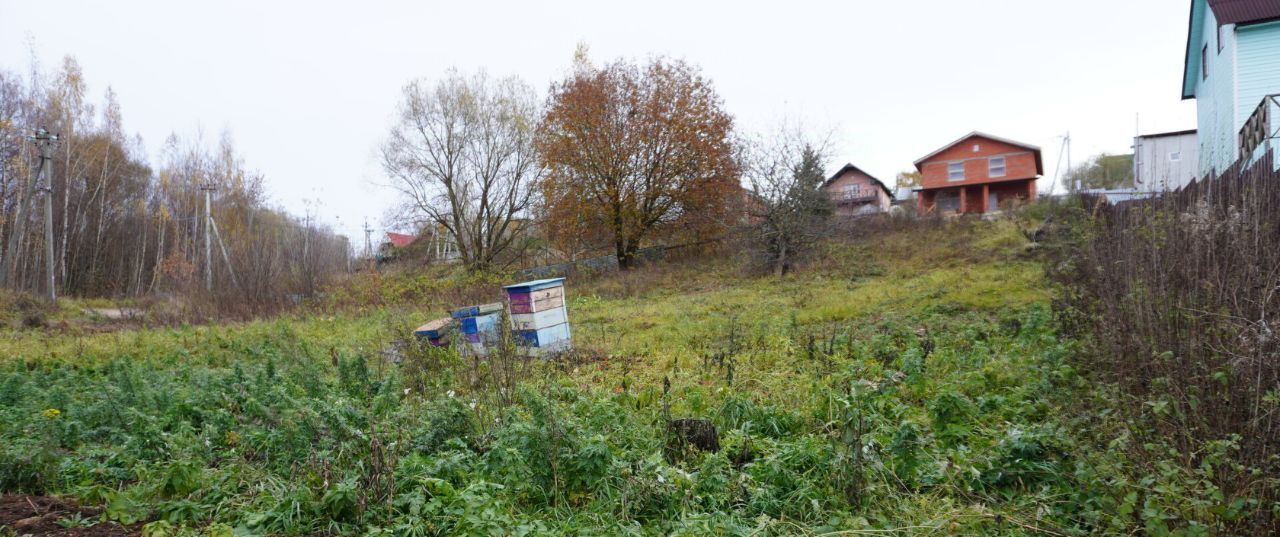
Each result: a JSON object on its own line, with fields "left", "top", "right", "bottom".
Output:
{"left": 537, "top": 54, "right": 738, "bottom": 269}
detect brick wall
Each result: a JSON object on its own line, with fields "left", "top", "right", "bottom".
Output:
{"left": 918, "top": 136, "right": 1040, "bottom": 189}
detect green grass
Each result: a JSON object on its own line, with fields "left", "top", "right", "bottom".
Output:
{"left": 0, "top": 219, "right": 1198, "bottom": 535}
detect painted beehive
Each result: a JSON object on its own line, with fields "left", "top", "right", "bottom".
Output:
{"left": 509, "top": 307, "right": 566, "bottom": 331}
{"left": 451, "top": 302, "right": 504, "bottom": 353}
{"left": 414, "top": 317, "right": 455, "bottom": 347}
{"left": 507, "top": 285, "right": 564, "bottom": 314}
{"left": 513, "top": 323, "right": 571, "bottom": 348}
{"left": 460, "top": 311, "right": 500, "bottom": 343}
{"left": 504, "top": 278, "right": 571, "bottom": 355}
{"left": 451, "top": 302, "right": 504, "bottom": 319}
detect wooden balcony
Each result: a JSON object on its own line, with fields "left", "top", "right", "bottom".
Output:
{"left": 1240, "top": 94, "right": 1279, "bottom": 162}
{"left": 829, "top": 190, "right": 877, "bottom": 204}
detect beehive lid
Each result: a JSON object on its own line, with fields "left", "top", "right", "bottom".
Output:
{"left": 450, "top": 301, "right": 505, "bottom": 319}
{"left": 503, "top": 277, "right": 566, "bottom": 294}
{"left": 414, "top": 317, "right": 455, "bottom": 338}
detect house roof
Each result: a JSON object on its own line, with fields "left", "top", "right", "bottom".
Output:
{"left": 1183, "top": 0, "right": 1280, "bottom": 99}
{"left": 912, "top": 131, "right": 1044, "bottom": 175}
{"left": 1209, "top": 0, "right": 1280, "bottom": 25}
{"left": 386, "top": 232, "right": 417, "bottom": 248}
{"left": 1136, "top": 129, "right": 1198, "bottom": 139}
{"left": 821, "top": 163, "right": 893, "bottom": 196}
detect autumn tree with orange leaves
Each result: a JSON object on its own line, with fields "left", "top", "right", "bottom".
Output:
{"left": 538, "top": 55, "right": 738, "bottom": 269}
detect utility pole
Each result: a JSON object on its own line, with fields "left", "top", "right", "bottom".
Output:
{"left": 200, "top": 183, "right": 215, "bottom": 292}
{"left": 1064, "top": 132, "right": 1074, "bottom": 192}
{"left": 33, "top": 129, "right": 60, "bottom": 303}
{"left": 208, "top": 215, "right": 240, "bottom": 291}
{"left": 363, "top": 219, "right": 373, "bottom": 258}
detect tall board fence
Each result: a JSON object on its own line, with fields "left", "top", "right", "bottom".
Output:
{"left": 1052, "top": 152, "right": 1279, "bottom": 533}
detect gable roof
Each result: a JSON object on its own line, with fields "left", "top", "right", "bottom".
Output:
{"left": 1183, "top": 0, "right": 1280, "bottom": 99}
{"left": 821, "top": 163, "right": 893, "bottom": 196}
{"left": 912, "top": 131, "right": 1044, "bottom": 175}
{"left": 386, "top": 232, "right": 417, "bottom": 248}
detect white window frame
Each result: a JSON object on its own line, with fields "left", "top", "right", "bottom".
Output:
{"left": 988, "top": 156, "right": 1006, "bottom": 178}
{"left": 1169, "top": 151, "right": 1181, "bottom": 162}
{"left": 947, "top": 162, "right": 964, "bottom": 181}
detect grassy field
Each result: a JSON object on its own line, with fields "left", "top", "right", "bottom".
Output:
{"left": 0, "top": 220, "right": 1187, "bottom": 535}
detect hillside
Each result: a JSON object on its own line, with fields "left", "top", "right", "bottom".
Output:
{"left": 0, "top": 219, "right": 1156, "bottom": 535}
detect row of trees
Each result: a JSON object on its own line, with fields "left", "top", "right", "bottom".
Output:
{"left": 382, "top": 50, "right": 823, "bottom": 274}
{"left": 0, "top": 56, "right": 349, "bottom": 314}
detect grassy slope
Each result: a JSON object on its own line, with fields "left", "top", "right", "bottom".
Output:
{"left": 0, "top": 220, "right": 1145, "bottom": 536}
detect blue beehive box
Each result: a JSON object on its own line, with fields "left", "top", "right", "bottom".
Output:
{"left": 450, "top": 302, "right": 504, "bottom": 355}
{"left": 460, "top": 312, "right": 500, "bottom": 335}
{"left": 514, "top": 323, "right": 571, "bottom": 347}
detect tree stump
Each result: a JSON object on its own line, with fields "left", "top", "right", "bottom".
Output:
{"left": 665, "top": 418, "right": 719, "bottom": 462}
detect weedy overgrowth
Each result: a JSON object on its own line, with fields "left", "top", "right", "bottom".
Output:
{"left": 0, "top": 217, "right": 1205, "bottom": 535}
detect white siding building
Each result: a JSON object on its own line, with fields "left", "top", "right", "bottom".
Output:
{"left": 1133, "top": 130, "right": 1199, "bottom": 192}
{"left": 1182, "top": 0, "right": 1280, "bottom": 174}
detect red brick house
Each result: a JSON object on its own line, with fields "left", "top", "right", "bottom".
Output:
{"left": 821, "top": 164, "right": 893, "bottom": 216}
{"left": 913, "top": 132, "right": 1041, "bottom": 214}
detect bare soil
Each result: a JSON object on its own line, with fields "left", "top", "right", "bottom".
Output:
{"left": 0, "top": 495, "right": 138, "bottom": 536}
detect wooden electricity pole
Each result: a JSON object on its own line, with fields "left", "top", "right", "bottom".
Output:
{"left": 363, "top": 219, "right": 373, "bottom": 258}
{"left": 33, "top": 129, "right": 60, "bottom": 303}
{"left": 201, "top": 183, "right": 215, "bottom": 292}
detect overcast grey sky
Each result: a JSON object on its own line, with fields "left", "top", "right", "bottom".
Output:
{"left": 1, "top": 0, "right": 1196, "bottom": 240}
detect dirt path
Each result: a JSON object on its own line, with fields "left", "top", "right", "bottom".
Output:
{"left": 0, "top": 495, "right": 138, "bottom": 536}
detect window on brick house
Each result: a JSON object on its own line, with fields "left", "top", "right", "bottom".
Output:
{"left": 948, "top": 162, "right": 964, "bottom": 181}
{"left": 989, "top": 156, "right": 1006, "bottom": 177}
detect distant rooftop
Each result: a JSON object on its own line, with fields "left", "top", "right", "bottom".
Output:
{"left": 1208, "top": 0, "right": 1280, "bottom": 26}
{"left": 385, "top": 232, "right": 416, "bottom": 248}
{"left": 1136, "top": 129, "right": 1197, "bottom": 139}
